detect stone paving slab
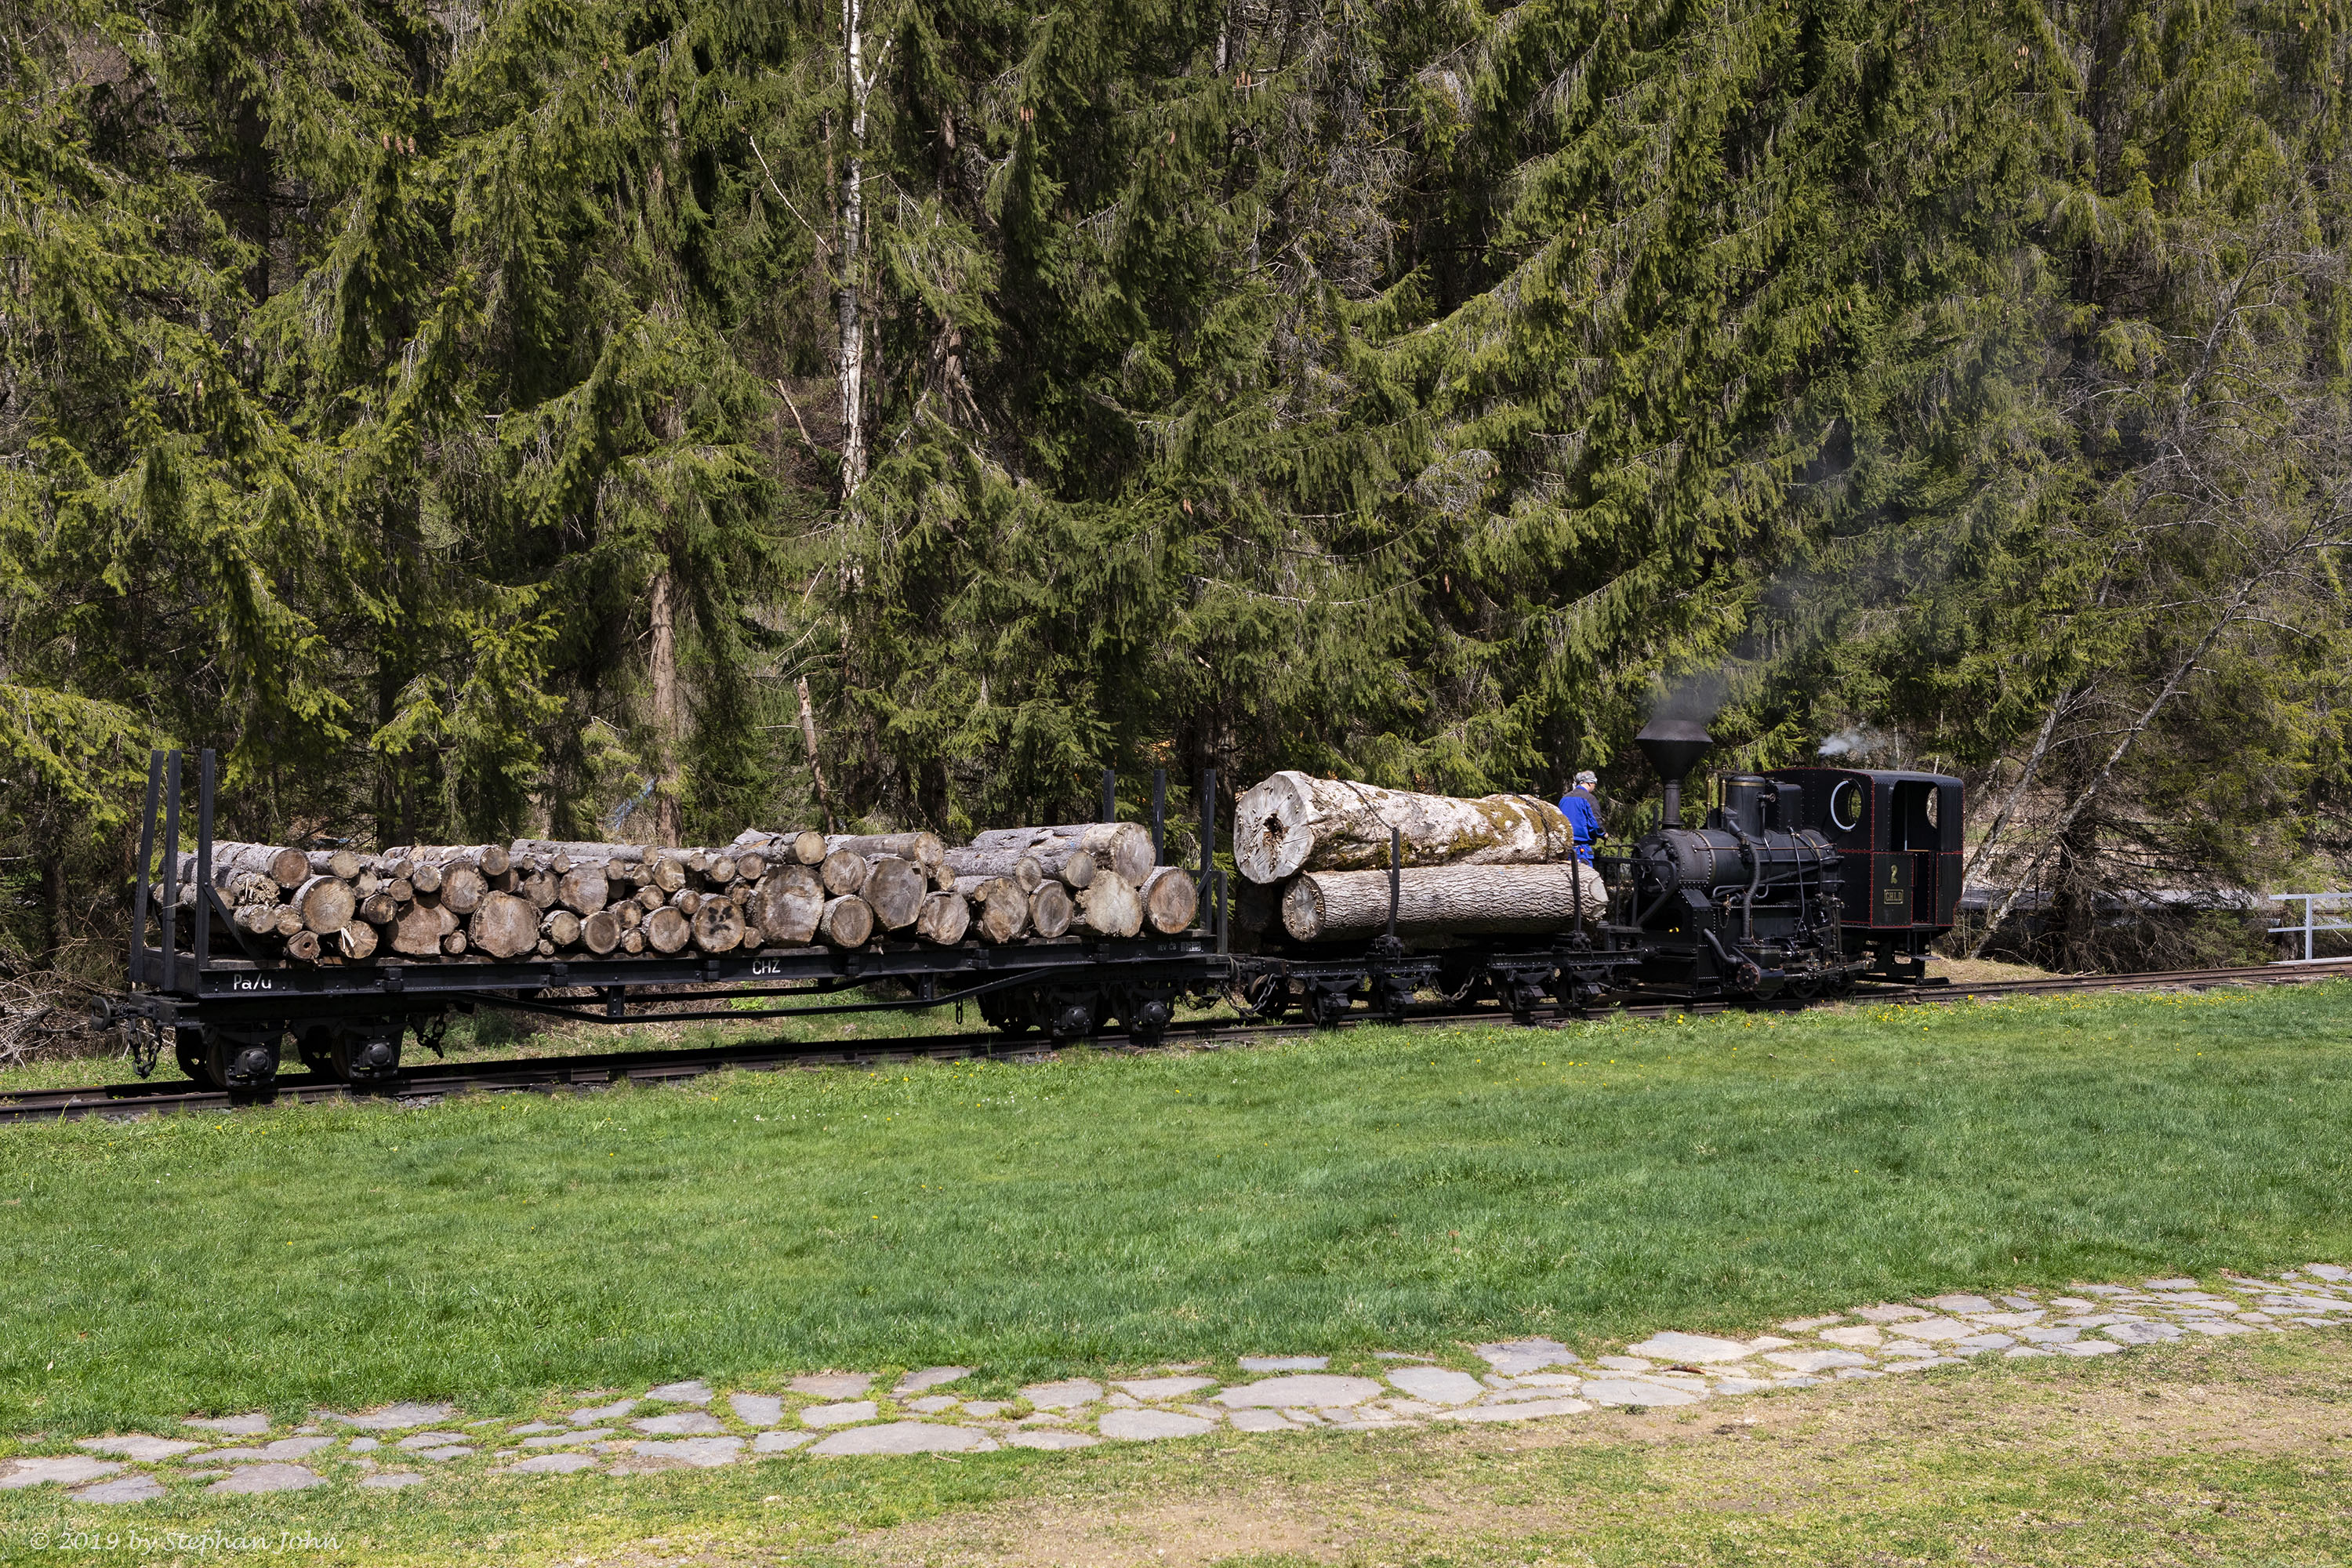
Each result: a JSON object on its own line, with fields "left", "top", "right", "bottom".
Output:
{"left": 73, "top": 1473, "right": 168, "bottom": 1503}
{"left": 506, "top": 1452, "right": 599, "bottom": 1475}
{"left": 633, "top": 1437, "right": 742, "bottom": 1467}
{"left": 358, "top": 1472, "right": 424, "bottom": 1490}
{"left": 644, "top": 1380, "right": 714, "bottom": 1404}
{"left": 1114, "top": 1376, "right": 1218, "bottom": 1399}
{"left": 1580, "top": 1378, "right": 1700, "bottom": 1406}
{"left": 76, "top": 1436, "right": 205, "bottom": 1461}
{"left": 1212, "top": 1374, "right": 1381, "bottom": 1408}
{"left": 1626, "top": 1332, "right": 1751, "bottom": 1363}
{"left": 728, "top": 1393, "right": 783, "bottom": 1427}
{"left": 1018, "top": 1378, "right": 1102, "bottom": 1409}
{"left": 570, "top": 1399, "right": 637, "bottom": 1424}
{"left": 1384, "top": 1367, "right": 1483, "bottom": 1404}
{"left": 634, "top": 1411, "right": 727, "bottom": 1435}
{"left": 811, "top": 1422, "right": 990, "bottom": 1456}
{"left": 1239, "top": 1356, "right": 1327, "bottom": 1371}
{"left": 2, "top": 1457, "right": 125, "bottom": 1490}
{"left": 789, "top": 1372, "right": 874, "bottom": 1399}
{"left": 802, "top": 1400, "right": 878, "bottom": 1428}
{"left": 209, "top": 1464, "right": 324, "bottom": 1494}
{"left": 1475, "top": 1337, "right": 1581, "bottom": 1374}
{"left": 182, "top": 1414, "right": 270, "bottom": 1436}
{"left": 1099, "top": 1410, "right": 1214, "bottom": 1441}
{"left": 328, "top": 1402, "right": 457, "bottom": 1431}
{"left": 205, "top": 1437, "right": 336, "bottom": 1461}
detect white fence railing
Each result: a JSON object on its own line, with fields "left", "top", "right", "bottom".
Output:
{"left": 2270, "top": 892, "right": 2352, "bottom": 964}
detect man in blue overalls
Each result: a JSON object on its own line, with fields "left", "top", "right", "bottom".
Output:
{"left": 1560, "top": 770, "right": 1604, "bottom": 863}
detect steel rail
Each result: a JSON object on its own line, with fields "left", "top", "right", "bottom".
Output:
{"left": 8, "top": 960, "right": 2351, "bottom": 1125}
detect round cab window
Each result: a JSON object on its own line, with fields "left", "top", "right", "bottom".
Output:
{"left": 1829, "top": 779, "right": 1864, "bottom": 832}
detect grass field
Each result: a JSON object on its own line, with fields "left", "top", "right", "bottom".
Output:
{"left": 2, "top": 980, "right": 2349, "bottom": 1564}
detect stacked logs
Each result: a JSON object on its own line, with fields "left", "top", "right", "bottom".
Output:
{"left": 165, "top": 823, "right": 1200, "bottom": 964}
{"left": 942, "top": 822, "right": 1197, "bottom": 944}
{"left": 1226, "top": 772, "right": 1606, "bottom": 947}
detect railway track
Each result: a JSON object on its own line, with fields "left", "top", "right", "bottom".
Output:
{"left": 6, "top": 958, "right": 2350, "bottom": 1125}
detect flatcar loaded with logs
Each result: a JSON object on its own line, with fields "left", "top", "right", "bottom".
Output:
{"left": 97, "top": 728, "right": 1959, "bottom": 1094}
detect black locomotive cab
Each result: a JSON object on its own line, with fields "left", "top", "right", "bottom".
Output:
{"left": 1761, "top": 765, "right": 1962, "bottom": 978}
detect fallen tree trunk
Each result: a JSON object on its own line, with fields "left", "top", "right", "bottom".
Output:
{"left": 1233, "top": 772, "right": 1574, "bottom": 884}
{"left": 394, "top": 843, "right": 514, "bottom": 878}
{"left": 1279, "top": 862, "right": 1609, "bottom": 943}
{"left": 692, "top": 898, "right": 746, "bottom": 953}
{"left": 1141, "top": 868, "right": 1198, "bottom": 935}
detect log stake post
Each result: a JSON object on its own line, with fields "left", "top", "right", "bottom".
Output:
{"left": 160, "top": 751, "right": 180, "bottom": 993}
{"left": 194, "top": 749, "right": 215, "bottom": 972}
{"left": 1152, "top": 768, "right": 1166, "bottom": 865}
{"left": 1388, "top": 826, "right": 1400, "bottom": 942}
{"left": 132, "top": 751, "right": 162, "bottom": 984}
{"left": 1102, "top": 767, "right": 1116, "bottom": 824}
{"left": 1215, "top": 869, "right": 1228, "bottom": 954}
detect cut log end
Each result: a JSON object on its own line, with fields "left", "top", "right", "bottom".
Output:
{"left": 818, "top": 895, "right": 875, "bottom": 948}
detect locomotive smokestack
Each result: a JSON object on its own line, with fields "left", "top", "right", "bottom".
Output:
{"left": 1635, "top": 718, "right": 1713, "bottom": 828}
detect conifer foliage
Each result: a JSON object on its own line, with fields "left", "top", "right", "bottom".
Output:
{"left": 2, "top": 0, "right": 2347, "bottom": 976}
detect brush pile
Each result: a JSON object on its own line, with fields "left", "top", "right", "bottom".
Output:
{"left": 166, "top": 823, "right": 1200, "bottom": 965}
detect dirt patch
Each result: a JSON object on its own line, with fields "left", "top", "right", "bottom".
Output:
{"left": 833, "top": 1333, "right": 2352, "bottom": 1568}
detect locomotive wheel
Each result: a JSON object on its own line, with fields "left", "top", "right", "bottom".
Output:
{"left": 202, "top": 1028, "right": 281, "bottom": 1094}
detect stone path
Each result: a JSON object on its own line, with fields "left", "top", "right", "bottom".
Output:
{"left": 4, "top": 1264, "right": 2345, "bottom": 1502}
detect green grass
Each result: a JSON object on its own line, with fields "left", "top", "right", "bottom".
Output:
{"left": 2, "top": 982, "right": 2348, "bottom": 1440}
{"left": 2, "top": 981, "right": 2349, "bottom": 1565}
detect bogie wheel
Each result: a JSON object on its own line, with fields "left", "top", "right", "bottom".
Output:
{"left": 1112, "top": 987, "right": 1175, "bottom": 1047}
{"left": 1044, "top": 989, "right": 1102, "bottom": 1042}
{"left": 1308, "top": 986, "right": 1355, "bottom": 1028}
{"left": 328, "top": 1022, "right": 403, "bottom": 1083}
{"left": 204, "top": 1028, "right": 282, "bottom": 1094}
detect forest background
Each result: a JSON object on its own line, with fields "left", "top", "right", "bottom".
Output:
{"left": 5, "top": 0, "right": 2352, "bottom": 996}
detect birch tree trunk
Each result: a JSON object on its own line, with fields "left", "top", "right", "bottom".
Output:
{"left": 648, "top": 566, "right": 683, "bottom": 846}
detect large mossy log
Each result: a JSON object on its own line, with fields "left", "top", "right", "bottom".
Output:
{"left": 1278, "top": 862, "right": 1609, "bottom": 943}
{"left": 1232, "top": 772, "right": 1574, "bottom": 884}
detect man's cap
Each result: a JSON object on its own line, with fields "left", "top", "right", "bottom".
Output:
{"left": 1573, "top": 770, "right": 1598, "bottom": 788}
